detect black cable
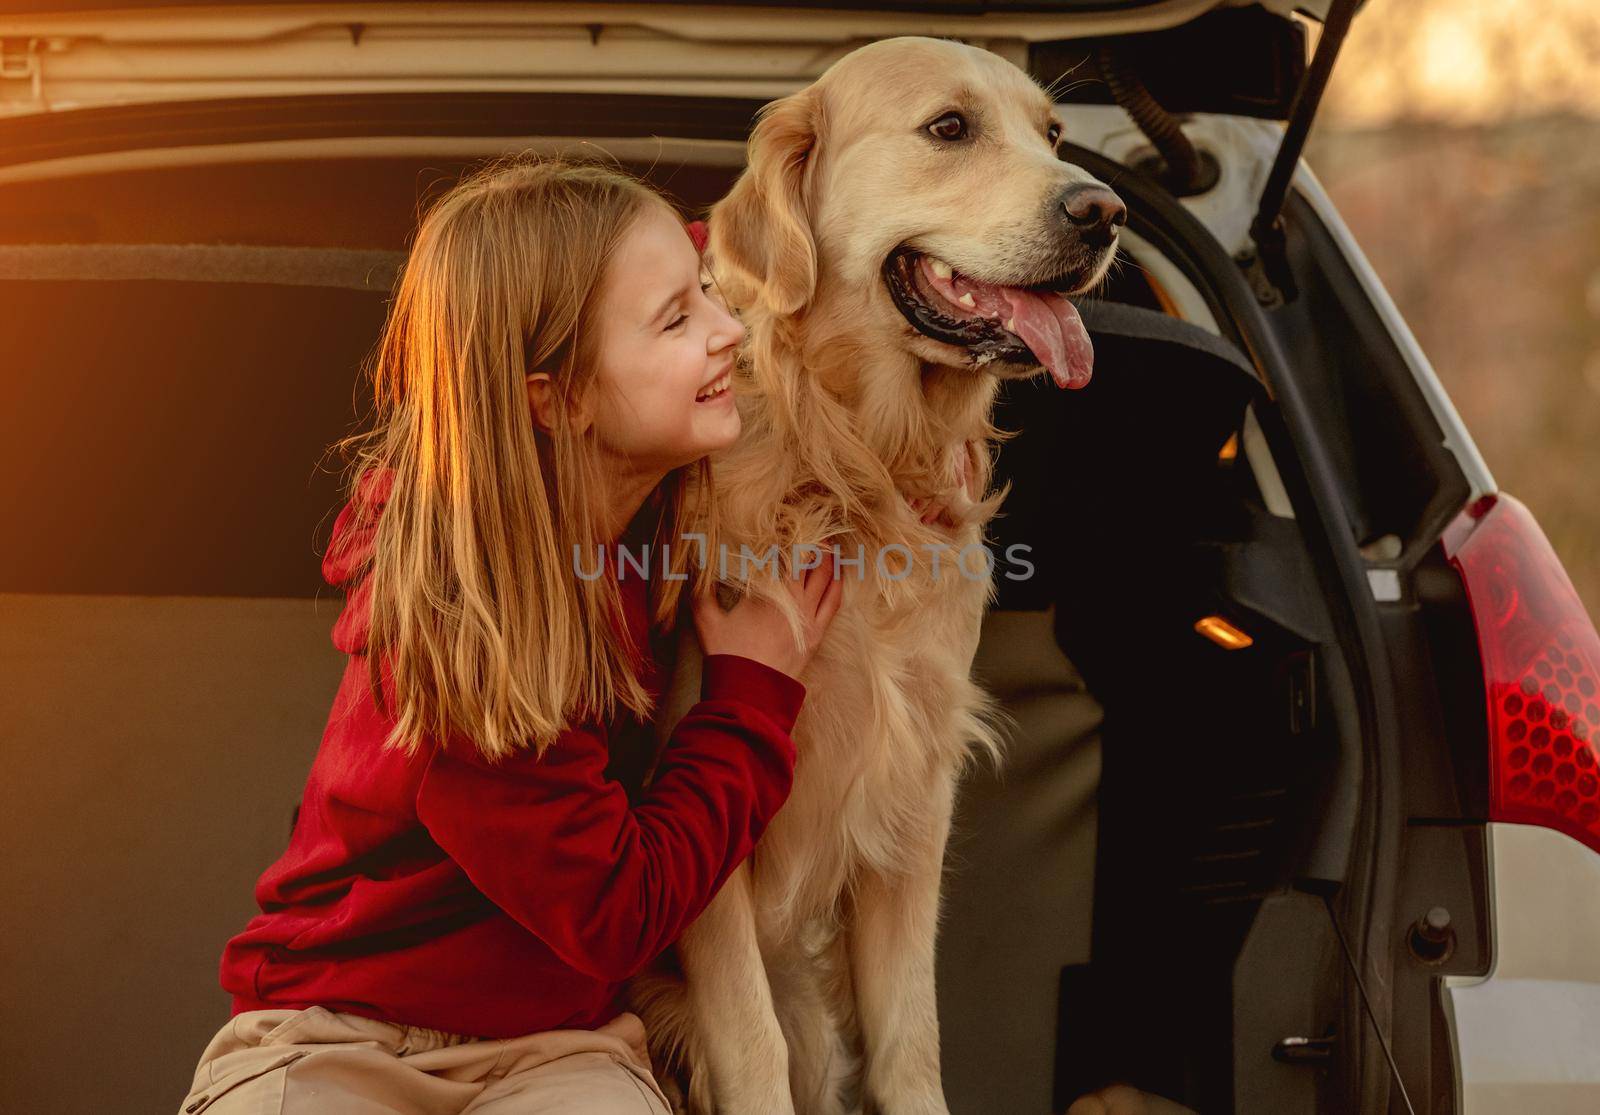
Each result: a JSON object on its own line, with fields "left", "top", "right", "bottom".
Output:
{"left": 1094, "top": 44, "right": 1210, "bottom": 196}
{"left": 1321, "top": 892, "right": 1418, "bottom": 1115}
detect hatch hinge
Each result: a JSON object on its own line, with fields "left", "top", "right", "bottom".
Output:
{"left": 1239, "top": 0, "right": 1362, "bottom": 305}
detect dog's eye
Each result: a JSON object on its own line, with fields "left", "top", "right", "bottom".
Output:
{"left": 927, "top": 113, "right": 968, "bottom": 142}
{"left": 1047, "top": 122, "right": 1062, "bottom": 146}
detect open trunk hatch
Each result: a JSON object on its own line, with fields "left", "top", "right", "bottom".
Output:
{"left": 3, "top": 1, "right": 1324, "bottom": 123}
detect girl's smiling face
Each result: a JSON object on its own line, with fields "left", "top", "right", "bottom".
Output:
{"left": 580, "top": 203, "right": 745, "bottom": 477}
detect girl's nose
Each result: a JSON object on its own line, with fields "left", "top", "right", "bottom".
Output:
{"left": 708, "top": 294, "right": 744, "bottom": 345}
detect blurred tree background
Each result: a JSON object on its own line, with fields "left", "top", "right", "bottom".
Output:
{"left": 1305, "top": 0, "right": 1600, "bottom": 617}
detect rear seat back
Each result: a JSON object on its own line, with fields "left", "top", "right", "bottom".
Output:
{"left": 4, "top": 253, "right": 1254, "bottom": 1114}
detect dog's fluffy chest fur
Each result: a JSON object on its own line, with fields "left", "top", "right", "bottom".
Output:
{"left": 741, "top": 547, "right": 1003, "bottom": 940}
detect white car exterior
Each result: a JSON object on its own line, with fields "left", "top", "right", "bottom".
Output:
{"left": 4, "top": 4, "right": 1590, "bottom": 1113}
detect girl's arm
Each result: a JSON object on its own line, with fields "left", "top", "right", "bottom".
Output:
{"left": 415, "top": 652, "right": 803, "bottom": 982}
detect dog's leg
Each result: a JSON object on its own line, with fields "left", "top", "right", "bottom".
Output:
{"left": 677, "top": 860, "right": 796, "bottom": 1115}
{"left": 769, "top": 922, "right": 854, "bottom": 1115}
{"left": 624, "top": 961, "right": 698, "bottom": 1115}
{"left": 846, "top": 763, "right": 958, "bottom": 1115}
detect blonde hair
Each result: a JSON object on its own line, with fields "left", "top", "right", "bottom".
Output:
{"left": 329, "top": 153, "right": 720, "bottom": 763}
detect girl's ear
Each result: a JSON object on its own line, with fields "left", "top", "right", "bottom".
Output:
{"left": 526, "top": 371, "right": 559, "bottom": 433}
{"left": 526, "top": 372, "right": 594, "bottom": 436}
{"left": 711, "top": 89, "right": 821, "bottom": 317}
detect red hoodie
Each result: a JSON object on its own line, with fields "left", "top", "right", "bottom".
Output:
{"left": 219, "top": 469, "right": 805, "bottom": 1039}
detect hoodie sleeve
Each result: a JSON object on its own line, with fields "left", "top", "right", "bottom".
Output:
{"left": 414, "top": 653, "right": 804, "bottom": 982}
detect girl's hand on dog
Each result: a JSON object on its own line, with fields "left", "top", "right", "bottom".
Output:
{"left": 690, "top": 551, "right": 845, "bottom": 682}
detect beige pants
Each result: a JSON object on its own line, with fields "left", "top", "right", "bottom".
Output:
{"left": 177, "top": 1006, "right": 673, "bottom": 1115}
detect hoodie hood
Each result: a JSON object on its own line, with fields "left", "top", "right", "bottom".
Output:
{"left": 323, "top": 466, "right": 395, "bottom": 656}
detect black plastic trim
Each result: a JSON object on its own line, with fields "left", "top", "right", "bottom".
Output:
{"left": 0, "top": 92, "right": 767, "bottom": 171}
{"left": 1051, "top": 141, "right": 1402, "bottom": 1113}
{"left": 1276, "top": 190, "right": 1474, "bottom": 569}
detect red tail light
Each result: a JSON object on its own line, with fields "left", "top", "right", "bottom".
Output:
{"left": 1445, "top": 494, "right": 1600, "bottom": 853}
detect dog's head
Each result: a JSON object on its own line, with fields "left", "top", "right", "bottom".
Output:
{"left": 709, "top": 35, "right": 1124, "bottom": 391}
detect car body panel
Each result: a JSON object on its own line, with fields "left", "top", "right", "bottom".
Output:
{"left": 1445, "top": 822, "right": 1600, "bottom": 1113}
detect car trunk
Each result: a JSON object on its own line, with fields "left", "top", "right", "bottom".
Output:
{"left": 0, "top": 119, "right": 1368, "bottom": 1114}
{"left": 5, "top": 1, "right": 1479, "bottom": 1111}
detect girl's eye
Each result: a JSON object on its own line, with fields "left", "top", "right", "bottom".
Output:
{"left": 927, "top": 112, "right": 968, "bottom": 142}
{"left": 666, "top": 281, "right": 717, "bottom": 331}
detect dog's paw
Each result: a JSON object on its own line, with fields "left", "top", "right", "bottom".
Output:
{"left": 1064, "top": 1083, "right": 1199, "bottom": 1115}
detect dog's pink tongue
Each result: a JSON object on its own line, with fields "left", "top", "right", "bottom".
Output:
{"left": 999, "top": 288, "right": 1093, "bottom": 389}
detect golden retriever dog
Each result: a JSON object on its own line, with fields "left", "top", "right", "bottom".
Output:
{"left": 626, "top": 35, "right": 1178, "bottom": 1115}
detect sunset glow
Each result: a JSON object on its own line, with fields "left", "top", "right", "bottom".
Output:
{"left": 1323, "top": 0, "right": 1600, "bottom": 124}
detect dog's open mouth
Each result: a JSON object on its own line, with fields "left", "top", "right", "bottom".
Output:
{"left": 882, "top": 247, "right": 1095, "bottom": 389}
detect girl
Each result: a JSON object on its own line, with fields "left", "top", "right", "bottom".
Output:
{"left": 177, "top": 155, "right": 844, "bottom": 1115}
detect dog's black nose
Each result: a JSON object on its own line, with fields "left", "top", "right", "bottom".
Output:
{"left": 1060, "top": 185, "right": 1127, "bottom": 249}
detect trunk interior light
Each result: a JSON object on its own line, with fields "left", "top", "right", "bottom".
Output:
{"left": 1446, "top": 494, "right": 1600, "bottom": 852}
{"left": 1195, "top": 615, "right": 1254, "bottom": 650}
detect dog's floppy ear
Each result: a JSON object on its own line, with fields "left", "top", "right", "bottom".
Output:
{"left": 712, "top": 90, "right": 821, "bottom": 316}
